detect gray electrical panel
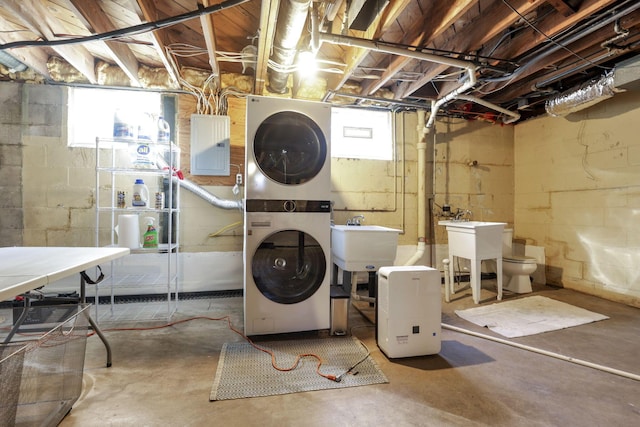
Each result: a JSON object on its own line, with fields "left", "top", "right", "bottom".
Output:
{"left": 190, "top": 114, "right": 230, "bottom": 176}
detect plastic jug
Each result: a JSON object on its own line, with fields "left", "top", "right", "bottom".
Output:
{"left": 132, "top": 179, "right": 149, "bottom": 207}
{"left": 113, "top": 108, "right": 135, "bottom": 139}
{"left": 157, "top": 116, "right": 170, "bottom": 142}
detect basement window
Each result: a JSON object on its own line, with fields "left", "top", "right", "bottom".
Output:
{"left": 67, "top": 87, "right": 161, "bottom": 147}
{"left": 331, "top": 107, "right": 392, "bottom": 160}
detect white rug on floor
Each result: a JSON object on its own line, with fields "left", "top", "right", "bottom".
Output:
{"left": 455, "top": 296, "right": 609, "bottom": 338}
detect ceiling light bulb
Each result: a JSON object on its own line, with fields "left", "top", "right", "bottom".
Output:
{"left": 297, "top": 51, "right": 317, "bottom": 77}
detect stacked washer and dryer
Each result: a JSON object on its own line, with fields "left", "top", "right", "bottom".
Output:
{"left": 243, "top": 96, "right": 332, "bottom": 336}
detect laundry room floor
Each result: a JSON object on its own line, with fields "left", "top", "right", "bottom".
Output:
{"left": 58, "top": 283, "right": 640, "bottom": 427}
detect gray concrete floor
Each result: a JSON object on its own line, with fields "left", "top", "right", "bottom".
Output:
{"left": 59, "top": 282, "right": 640, "bottom": 427}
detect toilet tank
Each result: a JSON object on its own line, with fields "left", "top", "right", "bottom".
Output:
{"left": 503, "top": 228, "right": 513, "bottom": 256}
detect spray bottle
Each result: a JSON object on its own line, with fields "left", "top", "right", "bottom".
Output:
{"left": 143, "top": 217, "right": 158, "bottom": 248}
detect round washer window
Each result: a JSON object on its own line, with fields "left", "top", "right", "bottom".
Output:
{"left": 252, "top": 229, "right": 326, "bottom": 304}
{"left": 253, "top": 111, "right": 327, "bottom": 185}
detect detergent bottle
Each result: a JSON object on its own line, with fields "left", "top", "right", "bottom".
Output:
{"left": 132, "top": 179, "right": 149, "bottom": 207}
{"left": 142, "top": 217, "right": 158, "bottom": 248}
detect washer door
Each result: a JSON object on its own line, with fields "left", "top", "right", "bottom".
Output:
{"left": 252, "top": 229, "right": 326, "bottom": 304}
{"left": 253, "top": 111, "right": 327, "bottom": 185}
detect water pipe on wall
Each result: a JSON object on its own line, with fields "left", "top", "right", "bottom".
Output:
{"left": 404, "top": 110, "right": 428, "bottom": 266}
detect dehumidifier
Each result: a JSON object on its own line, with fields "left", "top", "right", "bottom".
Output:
{"left": 377, "top": 266, "right": 441, "bottom": 358}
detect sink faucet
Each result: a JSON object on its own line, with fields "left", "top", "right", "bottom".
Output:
{"left": 454, "top": 209, "right": 472, "bottom": 221}
{"left": 346, "top": 215, "right": 365, "bottom": 226}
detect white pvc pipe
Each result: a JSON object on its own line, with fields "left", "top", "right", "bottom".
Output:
{"left": 349, "top": 271, "right": 376, "bottom": 303}
{"left": 405, "top": 111, "right": 428, "bottom": 266}
{"left": 442, "top": 323, "right": 640, "bottom": 382}
{"left": 455, "top": 94, "right": 521, "bottom": 124}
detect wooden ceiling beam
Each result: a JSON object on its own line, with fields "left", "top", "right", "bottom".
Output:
{"left": 547, "top": 0, "right": 578, "bottom": 17}
{"left": 360, "top": 0, "right": 476, "bottom": 97}
{"left": 200, "top": 0, "right": 221, "bottom": 87}
{"left": 254, "top": 0, "right": 280, "bottom": 95}
{"left": 68, "top": 0, "right": 142, "bottom": 87}
{"left": 488, "top": 0, "right": 619, "bottom": 64}
{"left": 136, "top": 0, "right": 180, "bottom": 88}
{"left": 484, "top": 9, "right": 640, "bottom": 102}
{"left": 0, "top": 18, "right": 50, "bottom": 78}
{"left": 397, "top": 0, "right": 545, "bottom": 100}
{"left": 3, "top": 0, "right": 97, "bottom": 83}
{"left": 326, "top": 0, "right": 412, "bottom": 95}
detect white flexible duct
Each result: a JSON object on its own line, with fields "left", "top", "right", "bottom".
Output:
{"left": 175, "top": 176, "right": 243, "bottom": 211}
{"left": 156, "top": 153, "right": 243, "bottom": 211}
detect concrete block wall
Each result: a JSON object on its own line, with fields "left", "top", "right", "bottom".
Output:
{"left": 20, "top": 84, "right": 96, "bottom": 247}
{"left": 432, "top": 118, "right": 515, "bottom": 267}
{"left": 331, "top": 111, "right": 418, "bottom": 248}
{"left": 514, "top": 90, "right": 640, "bottom": 306}
{"left": 0, "top": 82, "right": 23, "bottom": 246}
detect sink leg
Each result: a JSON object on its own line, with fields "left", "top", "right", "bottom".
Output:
{"left": 448, "top": 253, "right": 456, "bottom": 295}
{"left": 471, "top": 259, "right": 482, "bottom": 304}
{"left": 497, "top": 258, "right": 503, "bottom": 301}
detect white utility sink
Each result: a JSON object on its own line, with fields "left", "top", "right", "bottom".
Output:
{"left": 331, "top": 225, "right": 401, "bottom": 272}
{"left": 439, "top": 220, "right": 506, "bottom": 304}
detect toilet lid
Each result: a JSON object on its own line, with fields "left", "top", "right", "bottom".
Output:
{"left": 504, "top": 255, "right": 537, "bottom": 264}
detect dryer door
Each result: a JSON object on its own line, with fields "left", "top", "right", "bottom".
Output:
{"left": 252, "top": 229, "right": 326, "bottom": 304}
{"left": 253, "top": 111, "right": 327, "bottom": 185}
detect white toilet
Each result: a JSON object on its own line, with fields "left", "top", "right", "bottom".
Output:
{"left": 502, "top": 229, "right": 537, "bottom": 293}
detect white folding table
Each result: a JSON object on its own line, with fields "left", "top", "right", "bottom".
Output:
{"left": 0, "top": 246, "right": 130, "bottom": 367}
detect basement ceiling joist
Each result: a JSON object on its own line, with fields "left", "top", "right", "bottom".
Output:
{"left": 0, "top": 0, "right": 638, "bottom": 122}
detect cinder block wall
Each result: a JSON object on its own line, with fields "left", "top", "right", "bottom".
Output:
{"left": 20, "top": 84, "right": 97, "bottom": 246}
{"left": 0, "top": 82, "right": 23, "bottom": 246}
{"left": 515, "top": 90, "right": 640, "bottom": 307}
{"left": 432, "top": 118, "right": 515, "bottom": 267}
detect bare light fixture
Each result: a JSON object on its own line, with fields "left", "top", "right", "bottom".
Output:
{"left": 296, "top": 50, "right": 317, "bottom": 77}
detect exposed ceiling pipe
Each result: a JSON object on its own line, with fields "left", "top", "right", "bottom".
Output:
{"left": 319, "top": 33, "right": 476, "bottom": 79}
{"left": 455, "top": 95, "right": 521, "bottom": 124}
{"left": 317, "top": 31, "right": 519, "bottom": 126}
{"left": 267, "top": 0, "right": 311, "bottom": 94}
{"left": 486, "top": 0, "right": 640, "bottom": 85}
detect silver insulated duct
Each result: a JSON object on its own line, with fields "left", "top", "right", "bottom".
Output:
{"left": 267, "top": 0, "right": 311, "bottom": 94}
{"left": 175, "top": 176, "right": 243, "bottom": 211}
{"left": 545, "top": 72, "right": 619, "bottom": 117}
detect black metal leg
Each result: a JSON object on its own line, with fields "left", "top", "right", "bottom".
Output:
{"left": 86, "top": 312, "right": 112, "bottom": 367}
{"left": 368, "top": 271, "right": 376, "bottom": 307}
{"left": 3, "top": 297, "right": 31, "bottom": 344}
{"left": 80, "top": 273, "right": 112, "bottom": 368}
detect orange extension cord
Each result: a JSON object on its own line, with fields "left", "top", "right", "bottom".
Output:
{"left": 91, "top": 315, "right": 367, "bottom": 382}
